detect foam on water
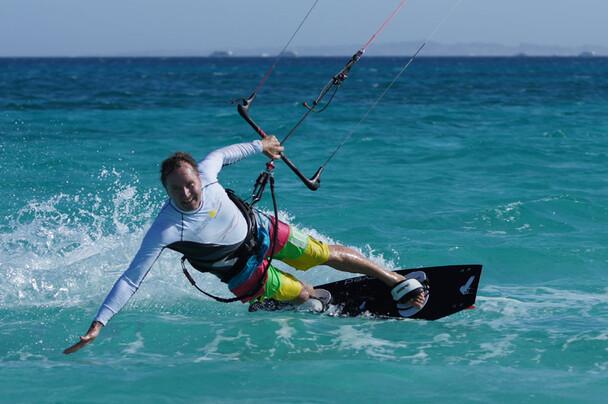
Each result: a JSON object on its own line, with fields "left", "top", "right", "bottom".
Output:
{"left": 0, "top": 169, "right": 161, "bottom": 307}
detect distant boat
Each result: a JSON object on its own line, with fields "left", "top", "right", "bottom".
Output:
{"left": 578, "top": 51, "right": 595, "bottom": 58}
{"left": 209, "top": 50, "right": 233, "bottom": 57}
{"left": 513, "top": 52, "right": 528, "bottom": 58}
{"left": 279, "top": 50, "right": 298, "bottom": 57}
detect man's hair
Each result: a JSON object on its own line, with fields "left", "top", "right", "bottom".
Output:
{"left": 160, "top": 152, "right": 198, "bottom": 187}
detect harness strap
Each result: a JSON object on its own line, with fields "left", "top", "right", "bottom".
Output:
{"left": 181, "top": 256, "right": 267, "bottom": 303}
{"left": 180, "top": 188, "right": 272, "bottom": 303}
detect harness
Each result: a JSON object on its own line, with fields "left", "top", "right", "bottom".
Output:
{"left": 177, "top": 189, "right": 268, "bottom": 303}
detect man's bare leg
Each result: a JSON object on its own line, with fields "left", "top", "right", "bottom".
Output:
{"left": 325, "top": 244, "right": 425, "bottom": 308}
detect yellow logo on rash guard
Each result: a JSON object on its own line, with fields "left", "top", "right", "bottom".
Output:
{"left": 209, "top": 209, "right": 218, "bottom": 218}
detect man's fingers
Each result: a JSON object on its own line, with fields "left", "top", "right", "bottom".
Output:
{"left": 63, "top": 345, "right": 80, "bottom": 355}
{"left": 265, "top": 149, "right": 283, "bottom": 160}
{"left": 262, "top": 135, "right": 284, "bottom": 160}
{"left": 409, "top": 291, "right": 426, "bottom": 308}
{"left": 63, "top": 340, "right": 87, "bottom": 355}
{"left": 63, "top": 334, "right": 96, "bottom": 355}
{"left": 270, "top": 145, "right": 283, "bottom": 158}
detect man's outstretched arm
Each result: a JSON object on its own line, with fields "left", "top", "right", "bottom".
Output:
{"left": 63, "top": 223, "right": 165, "bottom": 355}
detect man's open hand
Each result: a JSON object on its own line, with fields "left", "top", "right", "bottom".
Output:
{"left": 63, "top": 321, "right": 103, "bottom": 355}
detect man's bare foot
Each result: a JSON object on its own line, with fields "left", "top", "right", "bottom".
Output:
{"left": 391, "top": 277, "right": 426, "bottom": 309}
{"left": 409, "top": 290, "right": 426, "bottom": 309}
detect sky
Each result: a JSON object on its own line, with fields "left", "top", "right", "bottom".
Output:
{"left": 1, "top": 0, "right": 607, "bottom": 56}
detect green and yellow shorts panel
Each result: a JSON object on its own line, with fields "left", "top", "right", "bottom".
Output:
{"left": 262, "top": 221, "right": 330, "bottom": 302}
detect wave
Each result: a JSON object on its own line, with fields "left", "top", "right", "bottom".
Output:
{"left": 0, "top": 168, "right": 161, "bottom": 308}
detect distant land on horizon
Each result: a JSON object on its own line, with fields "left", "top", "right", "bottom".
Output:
{"left": 93, "top": 41, "right": 608, "bottom": 58}
{"left": 5, "top": 41, "right": 608, "bottom": 58}
{"left": 296, "top": 41, "right": 608, "bottom": 57}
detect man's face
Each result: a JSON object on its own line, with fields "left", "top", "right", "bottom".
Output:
{"left": 164, "top": 164, "right": 202, "bottom": 211}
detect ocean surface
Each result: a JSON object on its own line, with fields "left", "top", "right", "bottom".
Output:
{"left": 1, "top": 56, "right": 607, "bottom": 403}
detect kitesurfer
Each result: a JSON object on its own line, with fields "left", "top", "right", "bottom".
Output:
{"left": 64, "top": 136, "right": 424, "bottom": 354}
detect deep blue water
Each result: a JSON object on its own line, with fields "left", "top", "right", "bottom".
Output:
{"left": 1, "top": 57, "right": 607, "bottom": 402}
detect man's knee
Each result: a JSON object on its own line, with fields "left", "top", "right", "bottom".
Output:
{"left": 327, "top": 244, "right": 340, "bottom": 262}
{"left": 327, "top": 244, "right": 353, "bottom": 266}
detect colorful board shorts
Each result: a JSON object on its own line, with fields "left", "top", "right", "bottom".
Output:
{"left": 228, "top": 214, "right": 330, "bottom": 303}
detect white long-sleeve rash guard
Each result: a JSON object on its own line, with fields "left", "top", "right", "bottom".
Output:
{"left": 94, "top": 140, "right": 264, "bottom": 325}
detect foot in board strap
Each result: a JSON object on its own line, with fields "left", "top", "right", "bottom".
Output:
{"left": 390, "top": 271, "right": 430, "bottom": 317}
{"left": 304, "top": 288, "right": 332, "bottom": 312}
{"left": 248, "top": 288, "right": 332, "bottom": 314}
{"left": 291, "top": 288, "right": 332, "bottom": 313}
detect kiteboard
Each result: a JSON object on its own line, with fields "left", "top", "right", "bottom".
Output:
{"left": 249, "top": 264, "right": 482, "bottom": 320}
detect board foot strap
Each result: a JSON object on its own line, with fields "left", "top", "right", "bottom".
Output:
{"left": 391, "top": 278, "right": 424, "bottom": 302}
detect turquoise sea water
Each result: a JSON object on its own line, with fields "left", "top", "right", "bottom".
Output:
{"left": 1, "top": 57, "right": 607, "bottom": 402}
